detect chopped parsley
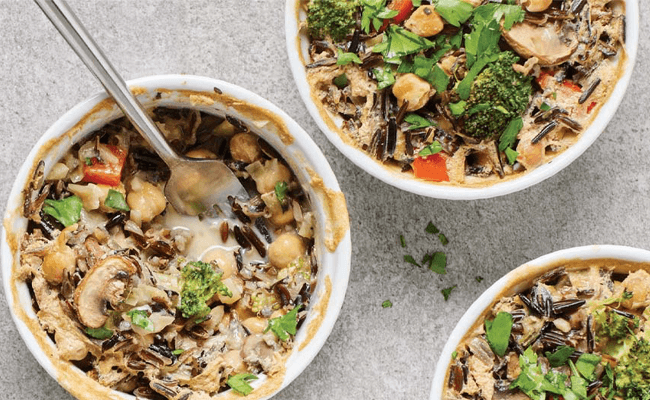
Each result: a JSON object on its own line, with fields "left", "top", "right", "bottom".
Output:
{"left": 425, "top": 222, "right": 440, "bottom": 234}
{"left": 451, "top": 350, "right": 458, "bottom": 359}
{"left": 227, "top": 373, "right": 258, "bottom": 396}
{"left": 504, "top": 147, "right": 519, "bottom": 165}
{"left": 333, "top": 73, "right": 348, "bottom": 88}
{"left": 475, "top": 276, "right": 484, "bottom": 283}
{"left": 498, "top": 116, "right": 524, "bottom": 152}
{"left": 424, "top": 252, "right": 446, "bottom": 275}
{"left": 85, "top": 326, "right": 113, "bottom": 340}
{"left": 360, "top": 0, "right": 397, "bottom": 33}
{"left": 336, "top": 48, "right": 362, "bottom": 66}
{"left": 418, "top": 141, "right": 443, "bottom": 157}
{"left": 43, "top": 195, "right": 83, "bottom": 227}
{"left": 382, "top": 300, "right": 393, "bottom": 308}
{"left": 274, "top": 181, "right": 288, "bottom": 204}
{"left": 403, "top": 255, "right": 421, "bottom": 267}
{"left": 438, "top": 233, "right": 448, "bottom": 245}
{"left": 373, "top": 67, "right": 396, "bottom": 90}
{"left": 104, "top": 189, "right": 130, "bottom": 211}
{"left": 432, "top": 0, "right": 474, "bottom": 27}
{"left": 545, "top": 345, "right": 575, "bottom": 368}
{"left": 264, "top": 305, "right": 301, "bottom": 341}
{"left": 441, "top": 285, "right": 457, "bottom": 301}
{"left": 126, "top": 309, "right": 154, "bottom": 332}
{"left": 485, "top": 312, "right": 513, "bottom": 357}
{"left": 399, "top": 234, "right": 406, "bottom": 248}
{"left": 373, "top": 25, "right": 436, "bottom": 59}
{"left": 404, "top": 113, "right": 436, "bottom": 130}
{"left": 172, "top": 349, "right": 184, "bottom": 355}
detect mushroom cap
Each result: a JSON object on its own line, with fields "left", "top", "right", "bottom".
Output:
{"left": 502, "top": 22, "right": 578, "bottom": 66}
{"left": 74, "top": 256, "right": 137, "bottom": 329}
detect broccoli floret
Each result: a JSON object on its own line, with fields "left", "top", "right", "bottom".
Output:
{"left": 307, "top": 0, "right": 358, "bottom": 43}
{"left": 178, "top": 261, "right": 231, "bottom": 318}
{"left": 462, "top": 51, "right": 532, "bottom": 140}
{"left": 595, "top": 308, "right": 640, "bottom": 342}
{"left": 615, "top": 338, "right": 650, "bottom": 399}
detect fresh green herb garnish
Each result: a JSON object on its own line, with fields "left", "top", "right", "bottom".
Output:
{"left": 360, "top": 0, "right": 395, "bottom": 33}
{"left": 85, "top": 327, "right": 113, "bottom": 340}
{"left": 438, "top": 233, "right": 448, "bottom": 245}
{"left": 540, "top": 102, "right": 551, "bottom": 112}
{"left": 399, "top": 235, "right": 406, "bottom": 248}
{"left": 504, "top": 148, "right": 519, "bottom": 165}
{"left": 472, "top": 3, "right": 526, "bottom": 30}
{"left": 336, "top": 48, "right": 362, "bottom": 66}
{"left": 418, "top": 141, "right": 443, "bottom": 157}
{"left": 475, "top": 276, "right": 484, "bottom": 283}
{"left": 178, "top": 261, "right": 231, "bottom": 318}
{"left": 575, "top": 353, "right": 601, "bottom": 381}
{"left": 425, "top": 252, "right": 446, "bottom": 274}
{"left": 449, "top": 100, "right": 467, "bottom": 116}
{"left": 333, "top": 73, "right": 348, "bottom": 88}
{"left": 451, "top": 350, "right": 458, "bottom": 359}
{"left": 485, "top": 312, "right": 513, "bottom": 357}
{"left": 441, "top": 285, "right": 457, "bottom": 301}
{"left": 126, "top": 309, "right": 154, "bottom": 332}
{"left": 43, "top": 195, "right": 83, "bottom": 227}
{"left": 404, "top": 255, "right": 421, "bottom": 267}
{"left": 104, "top": 189, "right": 130, "bottom": 211}
{"left": 545, "top": 345, "right": 575, "bottom": 368}
{"left": 264, "top": 305, "right": 302, "bottom": 341}
{"left": 404, "top": 113, "right": 435, "bottom": 130}
{"left": 432, "top": 0, "right": 474, "bottom": 27}
{"left": 274, "top": 181, "right": 288, "bottom": 204}
{"left": 372, "top": 25, "right": 435, "bottom": 59}
{"left": 425, "top": 222, "right": 439, "bottom": 234}
{"left": 498, "top": 116, "right": 524, "bottom": 152}
{"left": 84, "top": 157, "right": 93, "bottom": 166}
{"left": 172, "top": 349, "right": 184, "bottom": 355}
{"left": 227, "top": 373, "right": 258, "bottom": 396}
{"left": 382, "top": 300, "right": 393, "bottom": 308}
{"left": 373, "top": 67, "right": 396, "bottom": 90}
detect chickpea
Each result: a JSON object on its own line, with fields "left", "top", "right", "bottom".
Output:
{"left": 201, "top": 247, "right": 237, "bottom": 279}
{"left": 229, "top": 133, "right": 262, "bottom": 163}
{"left": 268, "top": 233, "right": 306, "bottom": 269}
{"left": 404, "top": 6, "right": 444, "bottom": 37}
{"left": 42, "top": 226, "right": 77, "bottom": 284}
{"left": 185, "top": 148, "right": 217, "bottom": 159}
{"left": 253, "top": 159, "right": 292, "bottom": 194}
{"left": 522, "top": 0, "right": 552, "bottom": 12}
{"left": 127, "top": 181, "right": 166, "bottom": 223}
{"left": 262, "top": 192, "right": 294, "bottom": 227}
{"left": 392, "top": 73, "right": 435, "bottom": 112}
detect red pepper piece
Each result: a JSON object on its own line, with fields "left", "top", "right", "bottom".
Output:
{"left": 82, "top": 145, "right": 127, "bottom": 187}
{"left": 413, "top": 153, "right": 449, "bottom": 182}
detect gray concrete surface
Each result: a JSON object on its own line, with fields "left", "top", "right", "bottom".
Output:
{"left": 0, "top": 1, "right": 648, "bottom": 399}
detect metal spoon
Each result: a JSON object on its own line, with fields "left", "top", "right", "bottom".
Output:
{"left": 34, "top": 0, "right": 248, "bottom": 216}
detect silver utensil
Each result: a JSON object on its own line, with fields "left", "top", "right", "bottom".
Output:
{"left": 34, "top": 0, "right": 248, "bottom": 216}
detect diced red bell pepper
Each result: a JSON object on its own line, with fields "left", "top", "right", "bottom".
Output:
{"left": 380, "top": 0, "right": 413, "bottom": 32}
{"left": 413, "top": 153, "right": 449, "bottom": 182}
{"left": 587, "top": 101, "right": 597, "bottom": 113}
{"left": 562, "top": 80, "right": 582, "bottom": 92}
{"left": 536, "top": 71, "right": 554, "bottom": 89}
{"left": 82, "top": 145, "right": 127, "bottom": 187}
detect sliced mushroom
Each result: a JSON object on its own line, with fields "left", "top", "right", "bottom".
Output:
{"left": 74, "top": 256, "right": 137, "bottom": 328}
{"left": 502, "top": 22, "right": 578, "bottom": 66}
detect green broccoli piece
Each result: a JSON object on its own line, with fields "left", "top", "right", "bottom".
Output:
{"left": 614, "top": 338, "right": 650, "bottom": 399}
{"left": 307, "top": 0, "right": 358, "bottom": 43}
{"left": 595, "top": 308, "right": 639, "bottom": 342}
{"left": 461, "top": 51, "right": 532, "bottom": 140}
{"left": 251, "top": 291, "right": 280, "bottom": 314}
{"left": 178, "top": 261, "right": 231, "bottom": 318}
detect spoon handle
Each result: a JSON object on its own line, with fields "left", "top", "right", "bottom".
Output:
{"left": 34, "top": 0, "right": 180, "bottom": 167}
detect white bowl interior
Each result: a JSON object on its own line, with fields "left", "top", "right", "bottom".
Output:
{"left": 2, "top": 75, "right": 351, "bottom": 399}
{"left": 429, "top": 244, "right": 650, "bottom": 400}
{"left": 285, "top": 0, "right": 640, "bottom": 200}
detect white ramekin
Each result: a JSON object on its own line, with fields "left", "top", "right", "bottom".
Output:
{"left": 1, "top": 75, "right": 351, "bottom": 400}
{"left": 285, "top": 1, "right": 639, "bottom": 200}
{"left": 429, "top": 245, "right": 650, "bottom": 399}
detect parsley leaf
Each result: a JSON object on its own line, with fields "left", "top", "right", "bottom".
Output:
{"left": 475, "top": 276, "right": 484, "bottom": 283}
{"left": 545, "top": 345, "right": 575, "bottom": 368}
{"left": 404, "top": 113, "right": 435, "bottom": 130}
{"left": 337, "top": 48, "right": 362, "bottom": 65}
{"left": 575, "top": 353, "right": 601, "bottom": 381}
{"left": 333, "top": 73, "right": 348, "bottom": 88}
{"left": 227, "top": 373, "right": 258, "bottom": 396}
{"left": 498, "top": 116, "right": 524, "bottom": 152}
{"left": 441, "top": 285, "right": 457, "bottom": 301}
{"left": 540, "top": 102, "right": 551, "bottom": 111}
{"left": 418, "top": 141, "right": 443, "bottom": 157}
{"left": 425, "top": 252, "right": 447, "bottom": 274}
{"left": 274, "top": 181, "right": 288, "bottom": 204}
{"left": 449, "top": 100, "right": 467, "bottom": 116}
{"left": 404, "top": 255, "right": 422, "bottom": 267}
{"left": 382, "top": 300, "right": 393, "bottom": 308}
{"left": 433, "top": 0, "right": 474, "bottom": 27}
{"left": 85, "top": 327, "right": 113, "bottom": 340}
{"left": 104, "top": 189, "right": 130, "bottom": 211}
{"left": 485, "top": 312, "right": 513, "bottom": 357}
{"left": 43, "top": 195, "right": 83, "bottom": 227}
{"left": 429, "top": 65, "right": 450, "bottom": 93}
{"left": 472, "top": 3, "right": 525, "bottom": 30}
{"left": 438, "top": 233, "right": 449, "bottom": 245}
{"left": 373, "top": 25, "right": 436, "bottom": 59}
{"left": 505, "top": 148, "right": 519, "bottom": 165}
{"left": 172, "top": 349, "right": 184, "bottom": 355}
{"left": 425, "top": 222, "right": 440, "bottom": 234}
{"left": 399, "top": 235, "right": 406, "bottom": 248}
{"left": 360, "top": 0, "right": 390, "bottom": 33}
{"left": 264, "top": 305, "right": 301, "bottom": 341}
{"left": 373, "top": 67, "right": 396, "bottom": 89}
{"left": 127, "top": 309, "right": 154, "bottom": 332}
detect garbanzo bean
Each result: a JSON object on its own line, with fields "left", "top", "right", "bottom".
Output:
{"left": 268, "top": 232, "right": 306, "bottom": 269}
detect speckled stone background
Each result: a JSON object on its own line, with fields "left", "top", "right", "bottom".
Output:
{"left": 0, "top": 1, "right": 648, "bottom": 399}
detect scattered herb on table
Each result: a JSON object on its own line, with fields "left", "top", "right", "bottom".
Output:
{"left": 382, "top": 300, "right": 393, "bottom": 308}
{"left": 399, "top": 235, "right": 406, "bottom": 248}
{"left": 441, "top": 285, "right": 457, "bottom": 301}
{"left": 475, "top": 276, "right": 484, "bottom": 283}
